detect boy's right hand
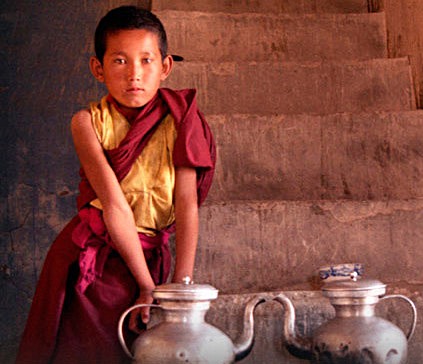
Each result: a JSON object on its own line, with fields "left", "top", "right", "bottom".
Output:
{"left": 129, "top": 290, "right": 154, "bottom": 334}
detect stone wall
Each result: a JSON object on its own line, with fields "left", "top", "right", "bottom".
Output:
{"left": 2, "top": 1, "right": 423, "bottom": 363}
{"left": 379, "top": 0, "right": 423, "bottom": 107}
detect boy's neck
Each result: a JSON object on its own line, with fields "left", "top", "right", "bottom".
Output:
{"left": 107, "top": 94, "right": 146, "bottom": 124}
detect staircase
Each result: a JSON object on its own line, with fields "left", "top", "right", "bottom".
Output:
{"left": 155, "top": 0, "right": 423, "bottom": 362}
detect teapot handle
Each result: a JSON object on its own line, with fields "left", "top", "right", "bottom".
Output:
{"left": 117, "top": 303, "right": 162, "bottom": 358}
{"left": 379, "top": 294, "right": 417, "bottom": 341}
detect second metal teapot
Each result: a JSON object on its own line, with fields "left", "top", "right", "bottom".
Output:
{"left": 274, "top": 272, "right": 417, "bottom": 364}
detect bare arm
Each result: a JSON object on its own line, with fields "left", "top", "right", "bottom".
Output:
{"left": 173, "top": 166, "right": 199, "bottom": 282}
{"left": 71, "top": 110, "right": 155, "bottom": 314}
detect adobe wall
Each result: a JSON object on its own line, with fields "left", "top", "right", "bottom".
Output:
{"left": 1, "top": 1, "right": 422, "bottom": 363}
{"left": 379, "top": 0, "right": 423, "bottom": 107}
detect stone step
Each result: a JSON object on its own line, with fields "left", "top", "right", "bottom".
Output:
{"left": 187, "top": 199, "right": 423, "bottom": 292}
{"left": 157, "top": 11, "right": 387, "bottom": 62}
{"left": 206, "top": 110, "right": 423, "bottom": 201}
{"left": 163, "top": 58, "right": 416, "bottom": 115}
{"left": 202, "top": 287, "right": 423, "bottom": 364}
{"left": 152, "top": 0, "right": 369, "bottom": 14}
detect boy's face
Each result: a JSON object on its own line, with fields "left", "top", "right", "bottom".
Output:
{"left": 90, "top": 29, "right": 172, "bottom": 112}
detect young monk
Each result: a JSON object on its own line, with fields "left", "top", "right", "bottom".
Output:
{"left": 15, "top": 6, "right": 215, "bottom": 364}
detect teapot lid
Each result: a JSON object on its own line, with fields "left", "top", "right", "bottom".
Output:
{"left": 321, "top": 272, "right": 386, "bottom": 298}
{"left": 153, "top": 277, "right": 218, "bottom": 301}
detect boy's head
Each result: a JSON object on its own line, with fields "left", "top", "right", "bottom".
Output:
{"left": 94, "top": 6, "right": 168, "bottom": 63}
{"left": 90, "top": 6, "right": 173, "bottom": 111}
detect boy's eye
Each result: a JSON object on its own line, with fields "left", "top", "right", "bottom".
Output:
{"left": 142, "top": 58, "right": 152, "bottom": 64}
{"left": 114, "top": 58, "right": 126, "bottom": 64}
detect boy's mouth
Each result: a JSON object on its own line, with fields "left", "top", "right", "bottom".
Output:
{"left": 126, "top": 87, "right": 144, "bottom": 93}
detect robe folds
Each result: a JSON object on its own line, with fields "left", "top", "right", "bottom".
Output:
{"left": 15, "top": 88, "right": 216, "bottom": 364}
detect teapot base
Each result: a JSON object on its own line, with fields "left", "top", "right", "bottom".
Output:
{"left": 312, "top": 316, "right": 408, "bottom": 364}
{"left": 132, "top": 322, "right": 235, "bottom": 364}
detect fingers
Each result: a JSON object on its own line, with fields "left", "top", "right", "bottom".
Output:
{"left": 128, "top": 308, "right": 147, "bottom": 334}
{"left": 128, "top": 308, "right": 140, "bottom": 333}
{"left": 141, "top": 305, "right": 150, "bottom": 324}
{"left": 127, "top": 290, "right": 155, "bottom": 333}
{"left": 127, "top": 291, "right": 154, "bottom": 333}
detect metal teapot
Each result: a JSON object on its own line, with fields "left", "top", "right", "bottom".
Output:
{"left": 118, "top": 278, "right": 265, "bottom": 364}
{"left": 273, "top": 272, "right": 417, "bottom": 364}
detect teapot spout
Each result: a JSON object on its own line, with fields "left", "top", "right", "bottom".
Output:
{"left": 233, "top": 295, "right": 266, "bottom": 361}
{"left": 274, "top": 293, "right": 313, "bottom": 360}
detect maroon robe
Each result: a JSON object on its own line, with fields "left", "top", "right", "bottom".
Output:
{"left": 15, "top": 88, "right": 216, "bottom": 364}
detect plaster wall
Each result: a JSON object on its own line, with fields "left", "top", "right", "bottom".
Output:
{"left": 1, "top": 0, "right": 423, "bottom": 363}
{"left": 380, "top": 0, "right": 423, "bottom": 107}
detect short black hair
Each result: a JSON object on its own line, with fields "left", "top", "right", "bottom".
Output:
{"left": 94, "top": 6, "right": 168, "bottom": 63}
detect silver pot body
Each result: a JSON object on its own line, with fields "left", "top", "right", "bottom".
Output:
{"left": 311, "top": 278, "right": 416, "bottom": 364}
{"left": 118, "top": 280, "right": 264, "bottom": 364}
{"left": 312, "top": 313, "right": 408, "bottom": 364}
{"left": 130, "top": 304, "right": 235, "bottom": 364}
{"left": 274, "top": 275, "right": 417, "bottom": 364}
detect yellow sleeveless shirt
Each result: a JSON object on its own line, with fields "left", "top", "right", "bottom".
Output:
{"left": 89, "top": 97, "right": 177, "bottom": 236}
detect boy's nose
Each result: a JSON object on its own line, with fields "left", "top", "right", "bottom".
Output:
{"left": 128, "top": 63, "right": 141, "bottom": 81}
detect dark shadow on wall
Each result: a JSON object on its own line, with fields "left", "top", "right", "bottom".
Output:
{"left": 0, "top": 1, "right": 151, "bottom": 363}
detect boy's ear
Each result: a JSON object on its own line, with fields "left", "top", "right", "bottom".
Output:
{"left": 160, "top": 55, "right": 173, "bottom": 81}
{"left": 90, "top": 57, "right": 105, "bottom": 82}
